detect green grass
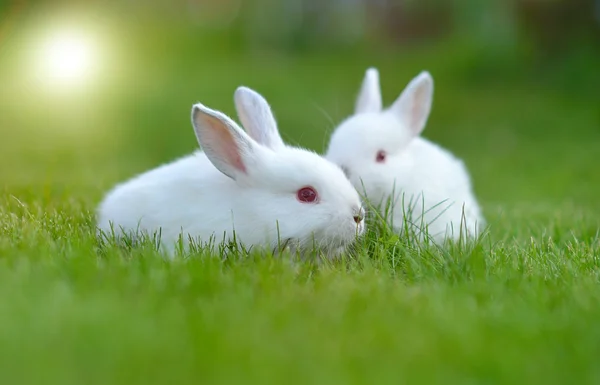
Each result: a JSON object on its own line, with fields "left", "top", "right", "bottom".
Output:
{"left": 2, "top": 198, "right": 600, "bottom": 385}
{"left": 2, "top": 11, "right": 600, "bottom": 385}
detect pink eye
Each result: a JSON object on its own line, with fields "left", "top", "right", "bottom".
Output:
{"left": 376, "top": 150, "right": 386, "bottom": 163}
{"left": 297, "top": 186, "right": 318, "bottom": 203}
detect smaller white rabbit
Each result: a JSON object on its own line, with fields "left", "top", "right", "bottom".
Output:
{"left": 97, "top": 86, "right": 365, "bottom": 257}
{"left": 325, "top": 68, "right": 484, "bottom": 242}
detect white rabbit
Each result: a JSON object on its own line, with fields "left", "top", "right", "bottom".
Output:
{"left": 325, "top": 68, "right": 484, "bottom": 242}
{"left": 97, "top": 86, "right": 365, "bottom": 257}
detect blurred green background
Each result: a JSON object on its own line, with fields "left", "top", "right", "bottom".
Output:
{"left": 1, "top": 0, "right": 599, "bottom": 230}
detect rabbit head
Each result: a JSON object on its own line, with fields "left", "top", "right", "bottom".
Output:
{"left": 193, "top": 87, "right": 365, "bottom": 254}
{"left": 325, "top": 68, "right": 434, "bottom": 202}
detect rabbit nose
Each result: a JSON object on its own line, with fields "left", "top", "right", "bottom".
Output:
{"left": 353, "top": 207, "right": 364, "bottom": 224}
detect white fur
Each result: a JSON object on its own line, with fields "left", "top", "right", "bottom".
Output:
{"left": 97, "top": 87, "right": 365, "bottom": 256}
{"left": 325, "top": 68, "right": 485, "bottom": 242}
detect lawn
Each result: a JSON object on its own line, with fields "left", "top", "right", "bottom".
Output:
{"left": 1, "top": 14, "right": 600, "bottom": 385}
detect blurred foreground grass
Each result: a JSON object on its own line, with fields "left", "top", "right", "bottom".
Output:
{"left": 1, "top": 10, "right": 600, "bottom": 385}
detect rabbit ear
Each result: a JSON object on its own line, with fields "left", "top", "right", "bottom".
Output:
{"left": 355, "top": 67, "right": 382, "bottom": 114}
{"left": 191, "top": 103, "right": 260, "bottom": 180}
{"left": 389, "top": 71, "right": 433, "bottom": 137}
{"left": 234, "top": 86, "right": 285, "bottom": 150}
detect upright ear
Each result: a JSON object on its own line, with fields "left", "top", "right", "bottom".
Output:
{"left": 355, "top": 67, "right": 382, "bottom": 114}
{"left": 234, "top": 86, "right": 285, "bottom": 150}
{"left": 191, "top": 103, "right": 260, "bottom": 180}
{"left": 389, "top": 71, "right": 434, "bottom": 137}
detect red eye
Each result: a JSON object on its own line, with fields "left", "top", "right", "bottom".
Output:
{"left": 297, "top": 186, "right": 318, "bottom": 203}
{"left": 376, "top": 150, "right": 386, "bottom": 163}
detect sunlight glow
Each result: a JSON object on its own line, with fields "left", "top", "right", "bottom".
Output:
{"left": 37, "top": 31, "right": 98, "bottom": 87}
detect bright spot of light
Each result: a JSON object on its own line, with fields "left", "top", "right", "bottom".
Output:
{"left": 35, "top": 30, "right": 99, "bottom": 88}
{"left": 45, "top": 35, "right": 92, "bottom": 81}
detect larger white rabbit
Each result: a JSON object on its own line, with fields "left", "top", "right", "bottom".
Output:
{"left": 325, "top": 68, "right": 484, "bottom": 242}
{"left": 97, "top": 86, "right": 365, "bottom": 257}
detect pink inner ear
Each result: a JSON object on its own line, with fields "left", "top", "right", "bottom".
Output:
{"left": 228, "top": 148, "right": 246, "bottom": 174}
{"left": 409, "top": 86, "right": 428, "bottom": 130}
{"left": 205, "top": 114, "right": 247, "bottom": 174}
{"left": 410, "top": 103, "right": 422, "bottom": 129}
